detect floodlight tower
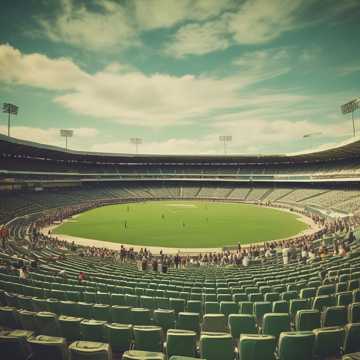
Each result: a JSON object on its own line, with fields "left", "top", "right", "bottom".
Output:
{"left": 2, "top": 103, "right": 19, "bottom": 137}
{"left": 341, "top": 97, "right": 360, "bottom": 136}
{"left": 130, "top": 138, "right": 143, "bottom": 154}
{"left": 60, "top": 129, "right": 74, "bottom": 151}
{"left": 219, "top": 135, "right": 232, "bottom": 154}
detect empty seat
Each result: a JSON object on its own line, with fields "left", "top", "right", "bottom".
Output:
{"left": 239, "top": 302, "right": 253, "bottom": 314}
{"left": 111, "top": 293, "right": 125, "bottom": 306}
{"left": 348, "top": 302, "right": 360, "bottom": 323}
{"left": 35, "top": 312, "right": 61, "bottom": 337}
{"left": 59, "top": 316, "right": 82, "bottom": 342}
{"left": 156, "top": 297, "right": 170, "bottom": 310}
{"left": 153, "top": 309, "right": 176, "bottom": 333}
{"left": 80, "top": 319, "right": 106, "bottom": 342}
{"left": 166, "top": 329, "right": 197, "bottom": 358}
{"left": 313, "top": 326, "right": 345, "bottom": 359}
{"left": 200, "top": 332, "right": 233, "bottom": 360}
{"left": 0, "top": 329, "right": 33, "bottom": 360}
{"left": 220, "top": 301, "right": 239, "bottom": 319}
{"left": 176, "top": 312, "right": 200, "bottom": 333}
{"left": 123, "top": 350, "right": 164, "bottom": 360}
{"left": 131, "top": 308, "right": 151, "bottom": 326}
{"left": 69, "top": 341, "right": 111, "bottom": 360}
{"left": 170, "top": 299, "right": 186, "bottom": 315}
{"left": 253, "top": 302, "right": 272, "bottom": 325}
{"left": 278, "top": 331, "right": 315, "bottom": 360}
{"left": 59, "top": 301, "right": 79, "bottom": 317}
{"left": 202, "top": 314, "right": 227, "bottom": 332}
{"left": 262, "top": 313, "right": 290, "bottom": 339}
{"left": 204, "top": 302, "right": 220, "bottom": 314}
{"left": 295, "top": 309, "right": 321, "bottom": 331}
{"left": 239, "top": 334, "right": 276, "bottom": 360}
{"left": 0, "top": 306, "right": 18, "bottom": 328}
{"left": 312, "top": 295, "right": 336, "bottom": 312}
{"left": 228, "top": 314, "right": 256, "bottom": 339}
{"left": 133, "top": 326, "right": 163, "bottom": 352}
{"left": 27, "top": 335, "right": 67, "bottom": 360}
{"left": 337, "top": 291, "right": 353, "bottom": 306}
{"left": 104, "top": 323, "right": 132, "bottom": 353}
{"left": 344, "top": 323, "right": 360, "bottom": 354}
{"left": 111, "top": 305, "right": 131, "bottom": 324}
{"left": 300, "top": 287, "right": 316, "bottom": 299}
{"left": 289, "top": 299, "right": 309, "bottom": 320}
{"left": 17, "top": 309, "right": 36, "bottom": 331}
{"left": 186, "top": 300, "right": 202, "bottom": 315}
{"left": 77, "top": 302, "right": 93, "bottom": 319}
{"left": 322, "top": 306, "right": 347, "bottom": 327}
{"left": 93, "top": 304, "right": 111, "bottom": 322}
{"left": 272, "top": 301, "right": 289, "bottom": 314}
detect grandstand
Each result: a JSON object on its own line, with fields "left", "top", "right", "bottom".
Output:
{"left": 1, "top": 134, "right": 360, "bottom": 359}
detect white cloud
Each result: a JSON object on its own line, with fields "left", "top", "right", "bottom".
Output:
{"left": 0, "top": 125, "right": 98, "bottom": 148}
{"left": 37, "top": 0, "right": 138, "bottom": 50}
{"left": 164, "top": 19, "right": 230, "bottom": 58}
{"left": 134, "top": 0, "right": 235, "bottom": 30}
{"left": 0, "top": 44, "right": 301, "bottom": 127}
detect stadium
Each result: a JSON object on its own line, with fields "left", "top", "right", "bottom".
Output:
{"left": 1, "top": 1, "right": 360, "bottom": 360}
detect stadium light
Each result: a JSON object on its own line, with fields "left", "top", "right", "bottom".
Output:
{"left": 341, "top": 97, "right": 360, "bottom": 136}
{"left": 2, "top": 103, "right": 19, "bottom": 137}
{"left": 130, "top": 138, "right": 143, "bottom": 154}
{"left": 60, "top": 129, "right": 74, "bottom": 151}
{"left": 219, "top": 135, "right": 232, "bottom": 154}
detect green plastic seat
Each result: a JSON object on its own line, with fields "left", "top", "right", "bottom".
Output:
{"left": 78, "top": 302, "right": 93, "bottom": 319}
{"left": 337, "top": 291, "right": 353, "bottom": 306}
{"left": 97, "top": 292, "right": 111, "bottom": 305}
{"left": 233, "top": 293, "right": 248, "bottom": 303}
{"left": 312, "top": 295, "right": 336, "bottom": 312}
{"left": 289, "top": 299, "right": 309, "bottom": 320}
{"left": 59, "top": 301, "right": 79, "bottom": 317}
{"left": 278, "top": 331, "right": 315, "bottom": 360}
{"left": 156, "top": 297, "right": 170, "bottom": 310}
{"left": 35, "top": 312, "right": 61, "bottom": 336}
{"left": 248, "top": 293, "right": 264, "bottom": 302}
{"left": 133, "top": 325, "right": 163, "bottom": 352}
{"left": 202, "top": 314, "right": 227, "bottom": 332}
{"left": 111, "top": 305, "right": 131, "bottom": 324}
{"left": 153, "top": 309, "right": 176, "bottom": 333}
{"left": 344, "top": 323, "right": 360, "bottom": 354}
{"left": 239, "top": 333, "right": 276, "bottom": 360}
{"left": 295, "top": 309, "right": 321, "bottom": 331}
{"left": 300, "top": 288, "right": 316, "bottom": 299}
{"left": 253, "top": 302, "right": 272, "bottom": 325}
{"left": 281, "top": 291, "right": 298, "bottom": 301}
{"left": 18, "top": 309, "right": 36, "bottom": 331}
{"left": 122, "top": 350, "right": 164, "bottom": 360}
{"left": 204, "top": 302, "right": 220, "bottom": 314}
{"left": 67, "top": 291, "right": 81, "bottom": 302}
{"left": 186, "top": 300, "right": 202, "bottom": 315}
{"left": 272, "top": 301, "right": 289, "bottom": 314}
{"left": 111, "top": 293, "right": 125, "bottom": 306}
{"left": 126, "top": 294, "right": 140, "bottom": 307}
{"left": 166, "top": 329, "right": 197, "bottom": 358}
{"left": 317, "top": 284, "right": 336, "bottom": 296}
{"left": 239, "top": 302, "right": 253, "bottom": 315}
{"left": 93, "top": 304, "right": 111, "bottom": 322}
{"left": 348, "top": 302, "right": 360, "bottom": 323}
{"left": 140, "top": 296, "right": 156, "bottom": 311}
{"left": 264, "top": 292, "right": 280, "bottom": 302}
{"left": 262, "top": 313, "right": 290, "bottom": 339}
{"left": 0, "top": 329, "right": 33, "bottom": 360}
{"left": 59, "top": 315, "right": 83, "bottom": 342}
{"left": 131, "top": 308, "right": 151, "bottom": 325}
{"left": 322, "top": 306, "right": 347, "bottom": 327}
{"left": 47, "top": 299, "right": 60, "bottom": 315}
{"left": 27, "top": 335, "right": 67, "bottom": 360}
{"left": 32, "top": 297, "right": 49, "bottom": 312}
{"left": 104, "top": 323, "right": 132, "bottom": 353}
{"left": 200, "top": 332, "right": 234, "bottom": 360}
{"left": 228, "top": 314, "right": 256, "bottom": 339}
{"left": 80, "top": 319, "right": 106, "bottom": 342}
{"left": 169, "top": 298, "right": 186, "bottom": 315}
{"left": 313, "top": 326, "right": 345, "bottom": 359}
{"left": 68, "top": 340, "right": 111, "bottom": 360}
{"left": 220, "top": 301, "right": 239, "bottom": 319}
{"left": 83, "top": 292, "right": 97, "bottom": 303}
{"left": 17, "top": 295, "right": 33, "bottom": 311}
{"left": 176, "top": 312, "right": 200, "bottom": 333}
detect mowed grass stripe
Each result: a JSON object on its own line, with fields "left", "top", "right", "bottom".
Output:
{"left": 54, "top": 201, "right": 308, "bottom": 248}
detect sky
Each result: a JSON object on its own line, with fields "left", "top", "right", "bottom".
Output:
{"left": 0, "top": 0, "right": 359, "bottom": 155}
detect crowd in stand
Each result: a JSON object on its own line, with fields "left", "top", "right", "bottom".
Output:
{"left": 1, "top": 203, "right": 359, "bottom": 277}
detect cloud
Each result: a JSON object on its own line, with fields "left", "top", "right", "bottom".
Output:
{"left": 134, "top": 0, "right": 235, "bottom": 30}
{"left": 0, "top": 125, "right": 98, "bottom": 148}
{"left": 37, "top": 0, "right": 138, "bottom": 50}
{"left": 0, "top": 44, "right": 302, "bottom": 127}
{"left": 164, "top": 19, "right": 231, "bottom": 58}
{"left": 337, "top": 64, "right": 360, "bottom": 76}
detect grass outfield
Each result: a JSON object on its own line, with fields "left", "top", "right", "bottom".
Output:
{"left": 54, "top": 200, "right": 308, "bottom": 248}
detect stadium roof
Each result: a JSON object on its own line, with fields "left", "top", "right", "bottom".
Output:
{"left": 1, "top": 133, "right": 360, "bottom": 165}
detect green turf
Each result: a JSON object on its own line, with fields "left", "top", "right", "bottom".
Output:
{"left": 54, "top": 200, "right": 308, "bottom": 248}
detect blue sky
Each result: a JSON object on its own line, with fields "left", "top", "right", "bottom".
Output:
{"left": 0, "top": 0, "right": 359, "bottom": 154}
